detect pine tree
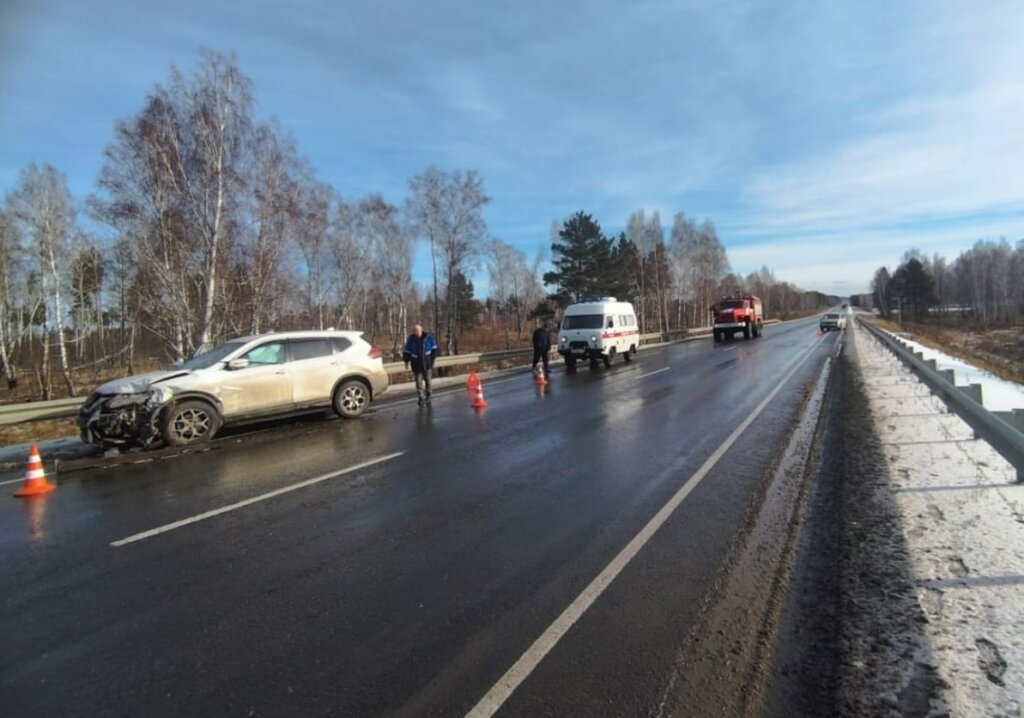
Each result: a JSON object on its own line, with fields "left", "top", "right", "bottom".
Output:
{"left": 543, "top": 211, "right": 615, "bottom": 305}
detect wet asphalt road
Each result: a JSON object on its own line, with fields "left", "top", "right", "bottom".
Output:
{"left": 1, "top": 318, "right": 841, "bottom": 717}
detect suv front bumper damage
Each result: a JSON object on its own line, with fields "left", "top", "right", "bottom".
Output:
{"left": 78, "top": 393, "right": 163, "bottom": 448}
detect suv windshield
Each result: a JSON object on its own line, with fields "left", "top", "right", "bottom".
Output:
{"left": 180, "top": 341, "right": 245, "bottom": 370}
{"left": 562, "top": 314, "right": 604, "bottom": 330}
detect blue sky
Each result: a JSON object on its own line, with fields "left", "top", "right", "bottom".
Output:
{"left": 2, "top": 0, "right": 1023, "bottom": 297}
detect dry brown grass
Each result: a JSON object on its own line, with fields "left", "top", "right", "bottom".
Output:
{"left": 0, "top": 417, "right": 79, "bottom": 446}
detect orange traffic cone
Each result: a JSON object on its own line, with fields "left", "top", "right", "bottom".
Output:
{"left": 466, "top": 371, "right": 481, "bottom": 393}
{"left": 471, "top": 383, "right": 488, "bottom": 409}
{"left": 534, "top": 364, "right": 548, "bottom": 386}
{"left": 14, "top": 445, "right": 57, "bottom": 497}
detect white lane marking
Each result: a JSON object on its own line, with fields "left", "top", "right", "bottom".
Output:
{"left": 465, "top": 340, "right": 821, "bottom": 718}
{"left": 0, "top": 476, "right": 30, "bottom": 486}
{"left": 723, "top": 345, "right": 738, "bottom": 352}
{"left": 636, "top": 367, "right": 670, "bottom": 380}
{"left": 111, "top": 451, "right": 405, "bottom": 547}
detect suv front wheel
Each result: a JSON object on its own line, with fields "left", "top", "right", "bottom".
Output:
{"left": 162, "top": 400, "right": 221, "bottom": 446}
{"left": 334, "top": 379, "right": 370, "bottom": 419}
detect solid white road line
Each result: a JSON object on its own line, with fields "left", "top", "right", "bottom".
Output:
{"left": 636, "top": 367, "right": 670, "bottom": 380}
{"left": 0, "top": 476, "right": 29, "bottom": 486}
{"left": 111, "top": 451, "right": 405, "bottom": 547}
{"left": 465, "top": 340, "right": 822, "bottom": 718}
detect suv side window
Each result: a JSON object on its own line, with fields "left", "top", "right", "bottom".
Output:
{"left": 244, "top": 342, "right": 285, "bottom": 366}
{"left": 289, "top": 339, "right": 333, "bottom": 362}
{"left": 331, "top": 337, "right": 352, "bottom": 354}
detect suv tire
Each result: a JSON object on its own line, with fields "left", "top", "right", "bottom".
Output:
{"left": 334, "top": 379, "right": 370, "bottom": 419}
{"left": 162, "top": 400, "right": 221, "bottom": 447}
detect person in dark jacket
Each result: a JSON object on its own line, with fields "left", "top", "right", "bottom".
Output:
{"left": 532, "top": 321, "right": 551, "bottom": 375}
{"left": 403, "top": 324, "right": 438, "bottom": 406}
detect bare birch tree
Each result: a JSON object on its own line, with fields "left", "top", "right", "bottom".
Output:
{"left": 293, "top": 181, "right": 333, "bottom": 330}
{"left": 0, "top": 208, "right": 35, "bottom": 388}
{"left": 406, "top": 167, "right": 490, "bottom": 354}
{"left": 625, "top": 210, "right": 648, "bottom": 330}
{"left": 7, "top": 163, "right": 77, "bottom": 397}
{"left": 92, "top": 49, "right": 253, "bottom": 360}
{"left": 350, "top": 195, "right": 410, "bottom": 350}
{"left": 241, "top": 123, "right": 301, "bottom": 334}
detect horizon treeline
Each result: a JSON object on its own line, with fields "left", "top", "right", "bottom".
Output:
{"left": 864, "top": 241, "right": 1024, "bottom": 323}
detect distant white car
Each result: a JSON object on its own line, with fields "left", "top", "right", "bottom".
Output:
{"left": 820, "top": 313, "right": 847, "bottom": 332}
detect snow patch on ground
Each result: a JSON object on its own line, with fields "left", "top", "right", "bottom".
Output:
{"left": 855, "top": 321, "right": 1024, "bottom": 715}
{"left": 881, "top": 330, "right": 1024, "bottom": 413}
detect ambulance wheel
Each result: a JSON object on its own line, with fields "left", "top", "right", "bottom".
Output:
{"left": 623, "top": 346, "right": 634, "bottom": 362}
{"left": 603, "top": 349, "right": 614, "bottom": 368}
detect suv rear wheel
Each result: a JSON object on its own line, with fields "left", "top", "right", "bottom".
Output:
{"left": 334, "top": 379, "right": 370, "bottom": 419}
{"left": 162, "top": 400, "right": 221, "bottom": 447}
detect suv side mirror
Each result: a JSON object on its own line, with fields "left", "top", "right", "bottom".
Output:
{"left": 227, "top": 358, "right": 250, "bottom": 371}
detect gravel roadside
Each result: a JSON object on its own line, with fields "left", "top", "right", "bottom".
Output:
{"left": 768, "top": 318, "right": 1023, "bottom": 716}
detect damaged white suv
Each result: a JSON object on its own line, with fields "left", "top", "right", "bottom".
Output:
{"left": 78, "top": 331, "right": 389, "bottom": 449}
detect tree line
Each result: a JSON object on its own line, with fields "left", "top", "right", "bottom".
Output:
{"left": 866, "top": 239, "right": 1024, "bottom": 324}
{"left": 0, "top": 50, "right": 832, "bottom": 400}
{"left": 540, "top": 211, "right": 837, "bottom": 332}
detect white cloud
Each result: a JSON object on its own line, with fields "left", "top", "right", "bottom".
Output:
{"left": 741, "top": 82, "right": 1024, "bottom": 236}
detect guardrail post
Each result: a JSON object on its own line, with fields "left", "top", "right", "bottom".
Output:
{"left": 858, "top": 316, "right": 1024, "bottom": 485}
{"left": 924, "top": 358, "right": 937, "bottom": 371}
{"left": 957, "top": 383, "right": 984, "bottom": 405}
{"left": 995, "top": 410, "right": 1024, "bottom": 435}
{"left": 938, "top": 369, "right": 956, "bottom": 385}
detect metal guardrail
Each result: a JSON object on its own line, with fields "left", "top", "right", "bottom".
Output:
{"left": 0, "top": 328, "right": 712, "bottom": 427}
{"left": 858, "top": 317, "right": 1024, "bottom": 483}
{"left": 0, "top": 397, "right": 88, "bottom": 425}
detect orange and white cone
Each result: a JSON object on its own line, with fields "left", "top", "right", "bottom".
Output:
{"left": 466, "top": 371, "right": 481, "bottom": 393}
{"left": 534, "top": 364, "right": 548, "bottom": 386}
{"left": 471, "top": 383, "right": 488, "bottom": 409}
{"left": 14, "top": 445, "right": 57, "bottom": 497}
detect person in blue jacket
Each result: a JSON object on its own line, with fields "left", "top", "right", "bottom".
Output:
{"left": 403, "top": 324, "right": 438, "bottom": 406}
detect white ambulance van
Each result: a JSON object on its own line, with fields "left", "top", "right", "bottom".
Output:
{"left": 557, "top": 297, "right": 640, "bottom": 368}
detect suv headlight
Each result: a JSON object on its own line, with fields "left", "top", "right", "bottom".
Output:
{"left": 590, "top": 335, "right": 598, "bottom": 343}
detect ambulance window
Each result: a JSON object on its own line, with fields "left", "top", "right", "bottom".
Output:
{"left": 607, "top": 316, "right": 614, "bottom": 328}
{"left": 562, "top": 314, "right": 603, "bottom": 329}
